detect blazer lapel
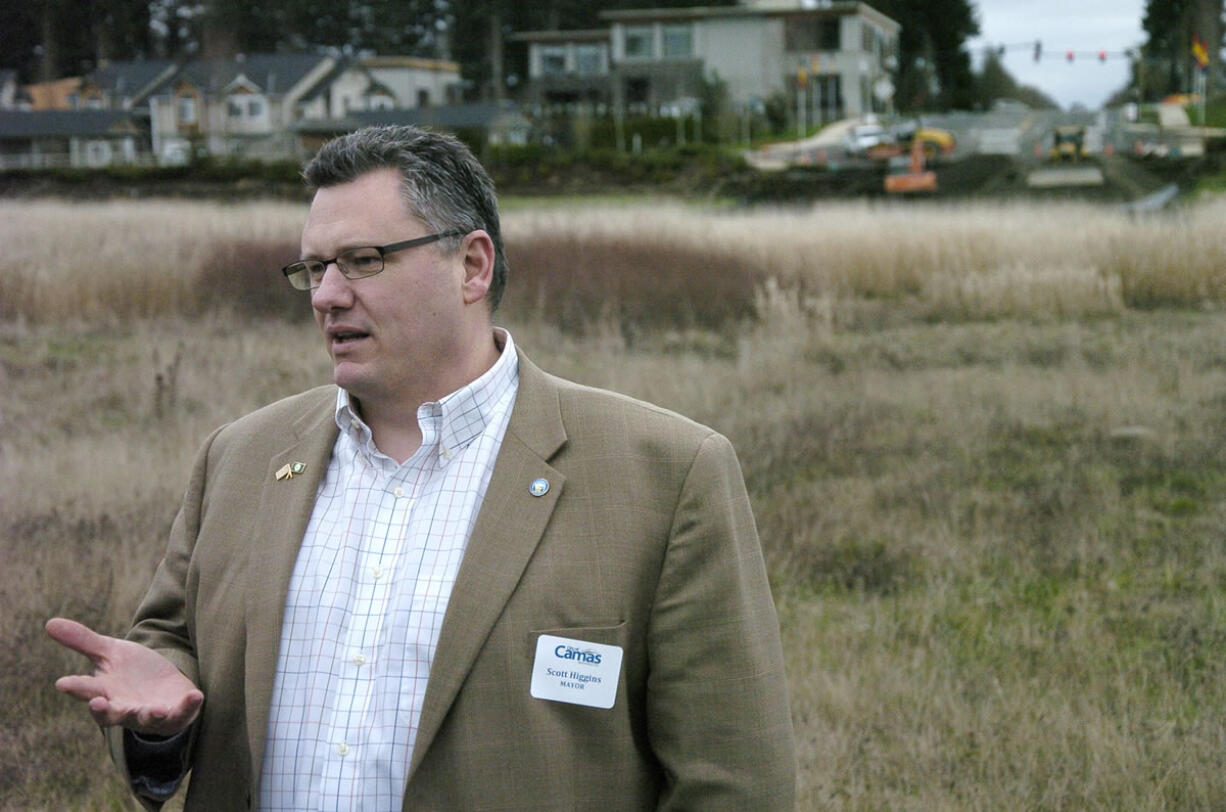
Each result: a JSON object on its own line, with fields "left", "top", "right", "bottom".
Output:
{"left": 408, "top": 352, "right": 568, "bottom": 778}
{"left": 242, "top": 393, "right": 339, "bottom": 786}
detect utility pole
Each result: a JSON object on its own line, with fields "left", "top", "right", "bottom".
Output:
{"left": 796, "top": 69, "right": 807, "bottom": 138}
{"left": 39, "top": 0, "right": 57, "bottom": 81}
{"left": 489, "top": 12, "right": 504, "bottom": 102}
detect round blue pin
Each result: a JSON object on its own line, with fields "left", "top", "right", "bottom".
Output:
{"left": 529, "top": 478, "right": 550, "bottom": 497}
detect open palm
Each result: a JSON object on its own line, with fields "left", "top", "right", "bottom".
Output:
{"left": 46, "top": 617, "right": 203, "bottom": 737}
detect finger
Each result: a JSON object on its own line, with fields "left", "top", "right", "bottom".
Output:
{"left": 177, "top": 689, "right": 204, "bottom": 725}
{"left": 86, "top": 697, "right": 129, "bottom": 730}
{"left": 135, "top": 705, "right": 171, "bottom": 730}
{"left": 183, "top": 689, "right": 204, "bottom": 714}
{"left": 54, "top": 674, "right": 106, "bottom": 702}
{"left": 136, "top": 699, "right": 201, "bottom": 737}
{"left": 45, "top": 618, "right": 111, "bottom": 662}
{"left": 142, "top": 689, "right": 204, "bottom": 730}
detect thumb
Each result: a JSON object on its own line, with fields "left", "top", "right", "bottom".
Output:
{"left": 46, "top": 618, "right": 111, "bottom": 663}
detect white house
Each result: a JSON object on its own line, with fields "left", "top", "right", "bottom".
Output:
{"left": 146, "top": 53, "right": 462, "bottom": 164}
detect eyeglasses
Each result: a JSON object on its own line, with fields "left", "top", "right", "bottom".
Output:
{"left": 281, "top": 230, "right": 467, "bottom": 290}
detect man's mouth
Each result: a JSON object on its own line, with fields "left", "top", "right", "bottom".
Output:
{"left": 328, "top": 327, "right": 370, "bottom": 348}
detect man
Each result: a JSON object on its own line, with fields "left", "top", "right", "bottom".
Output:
{"left": 47, "top": 125, "right": 795, "bottom": 810}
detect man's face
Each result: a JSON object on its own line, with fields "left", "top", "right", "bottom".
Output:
{"left": 303, "top": 168, "right": 471, "bottom": 410}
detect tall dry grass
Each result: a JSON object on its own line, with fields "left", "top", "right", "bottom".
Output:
{"left": 6, "top": 196, "right": 1226, "bottom": 329}
{"left": 5, "top": 195, "right": 1226, "bottom": 809}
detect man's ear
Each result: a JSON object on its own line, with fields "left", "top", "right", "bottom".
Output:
{"left": 460, "top": 230, "right": 495, "bottom": 306}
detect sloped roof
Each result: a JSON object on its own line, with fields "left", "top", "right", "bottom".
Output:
{"left": 0, "top": 110, "right": 142, "bottom": 138}
{"left": 297, "top": 59, "right": 353, "bottom": 103}
{"left": 174, "top": 53, "right": 329, "bottom": 95}
{"left": 87, "top": 60, "right": 177, "bottom": 102}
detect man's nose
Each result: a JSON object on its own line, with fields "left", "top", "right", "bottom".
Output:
{"left": 311, "top": 262, "right": 353, "bottom": 310}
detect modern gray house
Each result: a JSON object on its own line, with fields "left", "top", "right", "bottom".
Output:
{"left": 515, "top": 0, "right": 900, "bottom": 123}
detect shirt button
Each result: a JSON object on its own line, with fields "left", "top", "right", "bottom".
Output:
{"left": 441, "top": 447, "right": 453, "bottom": 460}
{"left": 372, "top": 567, "right": 384, "bottom": 580}
{"left": 336, "top": 743, "right": 350, "bottom": 757}
{"left": 393, "top": 486, "right": 404, "bottom": 497}
{"left": 353, "top": 654, "right": 367, "bottom": 666}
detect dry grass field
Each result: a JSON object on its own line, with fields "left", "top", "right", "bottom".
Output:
{"left": 4, "top": 196, "right": 1226, "bottom": 809}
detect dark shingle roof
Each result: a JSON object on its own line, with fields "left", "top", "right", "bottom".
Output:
{"left": 175, "top": 54, "right": 328, "bottom": 95}
{"left": 0, "top": 110, "right": 142, "bottom": 138}
{"left": 87, "top": 60, "right": 178, "bottom": 101}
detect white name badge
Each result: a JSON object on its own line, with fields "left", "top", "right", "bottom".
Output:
{"left": 530, "top": 634, "right": 623, "bottom": 709}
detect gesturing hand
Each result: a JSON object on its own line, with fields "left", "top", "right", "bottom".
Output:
{"left": 46, "top": 617, "right": 204, "bottom": 737}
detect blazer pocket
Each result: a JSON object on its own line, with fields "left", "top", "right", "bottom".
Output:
{"left": 528, "top": 621, "right": 627, "bottom": 655}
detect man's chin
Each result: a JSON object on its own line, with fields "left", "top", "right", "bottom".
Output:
{"left": 332, "top": 363, "right": 370, "bottom": 395}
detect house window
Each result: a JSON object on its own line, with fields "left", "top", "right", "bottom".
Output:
{"left": 576, "top": 44, "right": 603, "bottom": 76}
{"left": 662, "top": 25, "right": 692, "bottom": 59}
{"left": 624, "top": 26, "right": 653, "bottom": 60}
{"left": 247, "top": 98, "right": 263, "bottom": 117}
{"left": 785, "top": 18, "right": 841, "bottom": 52}
{"left": 626, "top": 77, "right": 649, "bottom": 105}
{"left": 227, "top": 99, "right": 243, "bottom": 117}
{"left": 177, "top": 95, "right": 197, "bottom": 124}
{"left": 540, "top": 45, "right": 567, "bottom": 75}
{"left": 417, "top": 89, "right": 430, "bottom": 108}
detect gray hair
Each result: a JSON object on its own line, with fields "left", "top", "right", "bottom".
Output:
{"left": 302, "top": 125, "right": 507, "bottom": 311}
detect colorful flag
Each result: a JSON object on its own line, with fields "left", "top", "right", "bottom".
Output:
{"left": 1192, "top": 35, "right": 1209, "bottom": 69}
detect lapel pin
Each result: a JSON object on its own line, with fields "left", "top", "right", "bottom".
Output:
{"left": 276, "top": 462, "right": 308, "bottom": 481}
{"left": 529, "top": 478, "right": 550, "bottom": 497}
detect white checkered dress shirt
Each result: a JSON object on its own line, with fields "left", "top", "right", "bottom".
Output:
{"left": 258, "top": 331, "right": 519, "bottom": 811}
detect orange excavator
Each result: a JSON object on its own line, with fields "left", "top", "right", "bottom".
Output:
{"left": 883, "top": 136, "right": 937, "bottom": 194}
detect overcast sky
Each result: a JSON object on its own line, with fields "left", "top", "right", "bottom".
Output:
{"left": 967, "top": 0, "right": 1147, "bottom": 109}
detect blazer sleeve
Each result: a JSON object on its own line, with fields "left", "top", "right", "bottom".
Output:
{"left": 104, "top": 425, "right": 223, "bottom": 807}
{"left": 645, "top": 432, "right": 797, "bottom": 810}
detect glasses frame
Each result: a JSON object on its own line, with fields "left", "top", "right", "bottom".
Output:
{"left": 281, "top": 230, "right": 468, "bottom": 290}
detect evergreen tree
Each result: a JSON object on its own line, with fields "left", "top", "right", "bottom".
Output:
{"left": 1141, "top": 0, "right": 1221, "bottom": 98}
{"left": 866, "top": 0, "right": 980, "bottom": 111}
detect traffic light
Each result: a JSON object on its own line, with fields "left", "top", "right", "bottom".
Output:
{"left": 1034, "top": 40, "right": 1042, "bottom": 62}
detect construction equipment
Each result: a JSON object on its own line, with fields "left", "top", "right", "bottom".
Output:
{"left": 1049, "top": 126, "right": 1086, "bottom": 162}
{"left": 884, "top": 137, "right": 937, "bottom": 194}
{"left": 892, "top": 121, "right": 956, "bottom": 161}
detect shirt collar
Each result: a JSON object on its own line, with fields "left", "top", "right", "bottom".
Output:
{"left": 333, "top": 329, "right": 518, "bottom": 464}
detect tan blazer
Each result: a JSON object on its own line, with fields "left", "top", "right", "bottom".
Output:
{"left": 110, "top": 351, "right": 795, "bottom": 810}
